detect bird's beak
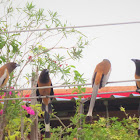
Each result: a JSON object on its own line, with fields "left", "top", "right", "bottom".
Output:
{"left": 46, "top": 69, "right": 49, "bottom": 73}
{"left": 16, "top": 63, "right": 20, "bottom": 67}
{"left": 131, "top": 59, "right": 136, "bottom": 63}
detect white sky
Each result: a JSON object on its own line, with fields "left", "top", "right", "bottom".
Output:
{"left": 35, "top": 0, "right": 140, "bottom": 87}
{"left": 6, "top": 0, "right": 140, "bottom": 86}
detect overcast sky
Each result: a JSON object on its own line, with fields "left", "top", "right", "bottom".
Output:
{"left": 11, "top": 0, "right": 140, "bottom": 86}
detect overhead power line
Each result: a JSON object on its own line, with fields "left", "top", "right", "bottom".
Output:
{"left": 0, "top": 21, "right": 140, "bottom": 34}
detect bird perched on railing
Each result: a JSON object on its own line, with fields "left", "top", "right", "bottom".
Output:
{"left": 0, "top": 62, "right": 20, "bottom": 88}
{"left": 131, "top": 59, "right": 140, "bottom": 136}
{"left": 36, "top": 69, "right": 54, "bottom": 138}
{"left": 86, "top": 59, "right": 111, "bottom": 123}
{"left": 131, "top": 59, "right": 140, "bottom": 92}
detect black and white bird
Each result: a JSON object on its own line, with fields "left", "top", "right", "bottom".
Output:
{"left": 131, "top": 59, "right": 140, "bottom": 91}
{"left": 131, "top": 59, "right": 140, "bottom": 136}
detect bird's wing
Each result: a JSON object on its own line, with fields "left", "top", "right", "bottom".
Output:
{"left": 135, "top": 74, "right": 140, "bottom": 89}
{"left": 100, "top": 69, "right": 111, "bottom": 88}
{"left": 50, "top": 83, "right": 54, "bottom": 100}
{"left": 92, "top": 72, "right": 97, "bottom": 87}
{"left": 36, "top": 83, "right": 42, "bottom": 103}
{"left": 0, "top": 69, "right": 9, "bottom": 87}
{"left": 136, "top": 82, "right": 140, "bottom": 89}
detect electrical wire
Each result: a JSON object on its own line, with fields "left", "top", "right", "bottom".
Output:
{"left": 1, "top": 21, "right": 140, "bottom": 34}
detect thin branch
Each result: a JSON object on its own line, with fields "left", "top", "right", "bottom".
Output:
{"left": 53, "top": 114, "right": 66, "bottom": 129}
{"left": 59, "top": 123, "right": 73, "bottom": 139}
{"left": 13, "top": 59, "right": 30, "bottom": 87}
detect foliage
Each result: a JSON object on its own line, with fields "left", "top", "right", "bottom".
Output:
{"left": 0, "top": 0, "right": 89, "bottom": 139}
{"left": 0, "top": 1, "right": 139, "bottom": 140}
{"left": 48, "top": 106, "right": 139, "bottom": 140}
{"left": 0, "top": 1, "right": 88, "bottom": 88}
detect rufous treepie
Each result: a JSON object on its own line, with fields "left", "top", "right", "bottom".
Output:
{"left": 0, "top": 62, "right": 20, "bottom": 88}
{"left": 86, "top": 59, "right": 111, "bottom": 123}
{"left": 36, "top": 69, "right": 54, "bottom": 138}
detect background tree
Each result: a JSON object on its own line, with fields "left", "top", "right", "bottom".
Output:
{"left": 0, "top": 1, "right": 88, "bottom": 88}
{"left": 0, "top": 1, "right": 89, "bottom": 139}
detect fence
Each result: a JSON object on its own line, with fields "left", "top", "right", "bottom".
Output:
{"left": 0, "top": 79, "right": 140, "bottom": 139}
{"left": 0, "top": 79, "right": 140, "bottom": 101}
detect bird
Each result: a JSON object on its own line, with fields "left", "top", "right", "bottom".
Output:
{"left": 131, "top": 59, "right": 140, "bottom": 91}
{"left": 0, "top": 62, "right": 20, "bottom": 88}
{"left": 131, "top": 59, "right": 140, "bottom": 136}
{"left": 85, "top": 59, "right": 111, "bottom": 123}
{"left": 36, "top": 69, "right": 54, "bottom": 138}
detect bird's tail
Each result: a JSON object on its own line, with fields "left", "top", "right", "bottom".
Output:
{"left": 42, "top": 99, "right": 52, "bottom": 138}
{"left": 48, "top": 101, "right": 52, "bottom": 114}
{"left": 42, "top": 101, "right": 52, "bottom": 113}
{"left": 43, "top": 104, "right": 51, "bottom": 138}
{"left": 85, "top": 84, "right": 99, "bottom": 123}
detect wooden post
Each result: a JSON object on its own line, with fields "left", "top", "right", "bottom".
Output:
{"left": 30, "top": 67, "right": 38, "bottom": 140}
{"left": 79, "top": 98, "right": 89, "bottom": 127}
{"left": 79, "top": 101, "right": 84, "bottom": 127}
{"left": 78, "top": 98, "right": 90, "bottom": 140}
{"left": 103, "top": 100, "right": 109, "bottom": 127}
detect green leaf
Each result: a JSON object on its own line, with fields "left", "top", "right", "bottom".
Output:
{"left": 26, "top": 2, "right": 35, "bottom": 11}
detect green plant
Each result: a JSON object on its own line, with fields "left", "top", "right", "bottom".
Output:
{"left": 45, "top": 106, "right": 140, "bottom": 140}
{"left": 0, "top": 1, "right": 89, "bottom": 139}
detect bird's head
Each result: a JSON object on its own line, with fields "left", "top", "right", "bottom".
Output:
{"left": 42, "top": 69, "right": 49, "bottom": 74}
{"left": 131, "top": 59, "right": 140, "bottom": 65}
{"left": 39, "top": 69, "right": 50, "bottom": 83}
{"left": 103, "top": 59, "right": 110, "bottom": 62}
{"left": 40, "top": 69, "right": 49, "bottom": 77}
{"left": 131, "top": 59, "right": 140, "bottom": 76}
{"left": 5, "top": 62, "right": 20, "bottom": 73}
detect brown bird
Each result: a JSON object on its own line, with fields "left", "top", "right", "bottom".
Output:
{"left": 0, "top": 62, "right": 20, "bottom": 88}
{"left": 131, "top": 59, "right": 140, "bottom": 90}
{"left": 131, "top": 59, "right": 140, "bottom": 135}
{"left": 86, "top": 59, "right": 111, "bottom": 122}
{"left": 36, "top": 69, "right": 54, "bottom": 138}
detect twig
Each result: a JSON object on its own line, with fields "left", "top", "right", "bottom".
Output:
{"left": 53, "top": 114, "right": 66, "bottom": 129}
{"left": 14, "top": 59, "right": 30, "bottom": 87}
{"left": 59, "top": 123, "right": 73, "bottom": 139}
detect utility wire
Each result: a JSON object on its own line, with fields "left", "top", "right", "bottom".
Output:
{"left": 1, "top": 21, "right": 140, "bottom": 34}
{"left": 0, "top": 90, "right": 139, "bottom": 101}
{"left": 0, "top": 79, "right": 139, "bottom": 92}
